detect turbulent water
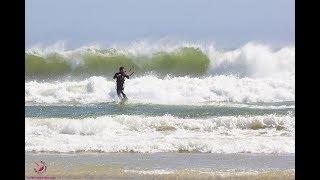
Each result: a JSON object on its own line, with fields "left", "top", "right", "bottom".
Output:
{"left": 25, "top": 41, "right": 295, "bottom": 154}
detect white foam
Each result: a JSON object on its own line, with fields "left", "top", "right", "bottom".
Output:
{"left": 25, "top": 114, "right": 294, "bottom": 153}
{"left": 25, "top": 75, "right": 294, "bottom": 105}
{"left": 26, "top": 41, "right": 295, "bottom": 79}
{"left": 25, "top": 41, "right": 294, "bottom": 105}
{"left": 124, "top": 169, "right": 295, "bottom": 177}
{"left": 206, "top": 43, "right": 295, "bottom": 78}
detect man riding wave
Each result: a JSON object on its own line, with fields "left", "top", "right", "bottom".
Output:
{"left": 113, "top": 66, "right": 134, "bottom": 99}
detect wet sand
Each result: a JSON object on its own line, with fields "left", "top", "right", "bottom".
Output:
{"left": 25, "top": 152, "right": 294, "bottom": 179}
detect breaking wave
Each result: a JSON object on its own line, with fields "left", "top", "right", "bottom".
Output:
{"left": 25, "top": 114, "right": 294, "bottom": 153}
{"left": 25, "top": 75, "right": 294, "bottom": 105}
{"left": 25, "top": 41, "right": 294, "bottom": 79}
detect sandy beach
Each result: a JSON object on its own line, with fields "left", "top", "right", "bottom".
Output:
{"left": 26, "top": 152, "right": 294, "bottom": 179}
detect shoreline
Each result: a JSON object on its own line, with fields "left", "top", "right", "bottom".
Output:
{"left": 26, "top": 152, "right": 295, "bottom": 179}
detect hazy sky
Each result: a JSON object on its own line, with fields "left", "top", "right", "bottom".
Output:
{"left": 26, "top": 0, "right": 294, "bottom": 48}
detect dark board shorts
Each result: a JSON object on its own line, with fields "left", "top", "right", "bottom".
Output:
{"left": 117, "top": 83, "right": 124, "bottom": 91}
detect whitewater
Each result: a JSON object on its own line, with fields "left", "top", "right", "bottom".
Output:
{"left": 25, "top": 41, "right": 295, "bottom": 154}
{"left": 25, "top": 41, "right": 294, "bottom": 105}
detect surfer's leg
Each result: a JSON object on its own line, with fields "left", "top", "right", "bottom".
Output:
{"left": 121, "top": 90, "right": 127, "bottom": 99}
{"left": 116, "top": 88, "right": 122, "bottom": 98}
{"left": 119, "top": 86, "right": 127, "bottom": 99}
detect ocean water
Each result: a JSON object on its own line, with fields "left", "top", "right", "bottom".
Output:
{"left": 25, "top": 41, "right": 295, "bottom": 176}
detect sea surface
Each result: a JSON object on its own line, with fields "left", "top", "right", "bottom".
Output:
{"left": 25, "top": 41, "right": 295, "bottom": 178}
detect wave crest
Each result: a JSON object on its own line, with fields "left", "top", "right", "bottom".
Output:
{"left": 25, "top": 41, "right": 294, "bottom": 79}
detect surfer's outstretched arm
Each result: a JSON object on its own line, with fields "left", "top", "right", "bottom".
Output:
{"left": 127, "top": 68, "right": 134, "bottom": 76}
{"left": 123, "top": 71, "right": 133, "bottom": 78}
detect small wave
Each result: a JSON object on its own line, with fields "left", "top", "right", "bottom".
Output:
{"left": 25, "top": 114, "right": 294, "bottom": 153}
{"left": 124, "top": 169, "right": 295, "bottom": 177}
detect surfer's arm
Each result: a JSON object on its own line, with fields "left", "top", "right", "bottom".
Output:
{"left": 124, "top": 72, "right": 134, "bottom": 78}
{"left": 113, "top": 73, "right": 118, "bottom": 79}
{"left": 120, "top": 71, "right": 129, "bottom": 79}
{"left": 127, "top": 68, "right": 134, "bottom": 76}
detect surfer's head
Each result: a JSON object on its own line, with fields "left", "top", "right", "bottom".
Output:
{"left": 119, "top": 66, "right": 124, "bottom": 72}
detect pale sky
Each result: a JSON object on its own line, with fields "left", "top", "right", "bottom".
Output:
{"left": 26, "top": 0, "right": 294, "bottom": 48}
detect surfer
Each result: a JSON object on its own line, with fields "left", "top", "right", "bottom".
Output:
{"left": 113, "top": 66, "right": 134, "bottom": 99}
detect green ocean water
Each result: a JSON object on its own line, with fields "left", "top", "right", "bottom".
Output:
{"left": 26, "top": 47, "right": 209, "bottom": 79}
